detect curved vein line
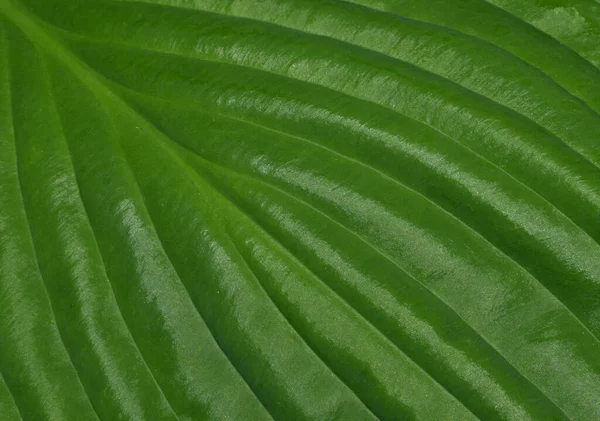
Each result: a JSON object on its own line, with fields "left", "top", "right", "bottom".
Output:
{"left": 329, "top": 0, "right": 600, "bottom": 112}
{"left": 225, "top": 232, "right": 384, "bottom": 421}
{"left": 8, "top": 42, "right": 101, "bottom": 421}
{"left": 84, "top": 45, "right": 577, "bottom": 415}
{"left": 169, "top": 133, "right": 570, "bottom": 421}
{"left": 187, "top": 147, "right": 576, "bottom": 420}
{"left": 0, "top": 370, "right": 24, "bottom": 421}
{"left": 121, "top": 89, "right": 571, "bottom": 418}
{"left": 0, "top": 9, "right": 273, "bottom": 418}
{"left": 220, "top": 186, "right": 481, "bottom": 420}
{"left": 478, "top": 0, "right": 600, "bottom": 71}
{"left": 10, "top": 4, "right": 599, "bottom": 247}
{"left": 115, "top": 83, "right": 600, "bottom": 346}
{"left": 3, "top": 7, "right": 587, "bottom": 416}
{"left": 58, "top": 33, "right": 600, "bottom": 247}
{"left": 0, "top": 30, "right": 25, "bottom": 421}
{"left": 37, "top": 50, "right": 132, "bottom": 421}
{"left": 112, "top": 0, "right": 600, "bottom": 144}
{"left": 106, "top": 82, "right": 481, "bottom": 417}
{"left": 136, "top": 105, "right": 478, "bottom": 418}
{"left": 109, "top": 125, "right": 276, "bottom": 421}
{"left": 43, "top": 61, "right": 183, "bottom": 421}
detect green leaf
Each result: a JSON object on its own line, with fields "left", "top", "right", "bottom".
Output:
{"left": 1, "top": 0, "right": 599, "bottom": 420}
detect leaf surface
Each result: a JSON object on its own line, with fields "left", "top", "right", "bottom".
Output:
{"left": 0, "top": 0, "right": 599, "bottom": 420}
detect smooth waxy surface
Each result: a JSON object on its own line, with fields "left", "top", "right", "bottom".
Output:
{"left": 0, "top": 0, "right": 599, "bottom": 420}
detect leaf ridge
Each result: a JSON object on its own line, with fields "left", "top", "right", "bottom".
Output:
{"left": 0, "top": 373, "right": 24, "bottom": 421}
{"left": 114, "top": 0, "right": 600, "bottom": 138}
{"left": 11, "top": 0, "right": 593, "bottom": 233}
{"left": 222, "top": 184, "right": 491, "bottom": 420}
{"left": 40, "top": 55, "right": 183, "bottom": 421}
{"left": 112, "top": 82, "right": 600, "bottom": 347}
{"left": 58, "top": 32, "right": 600, "bottom": 250}
{"left": 226, "top": 234, "right": 385, "bottom": 420}
{"left": 206, "top": 159, "right": 576, "bottom": 419}
{"left": 0, "top": 3, "right": 594, "bottom": 419}
{"left": 330, "top": 0, "right": 600, "bottom": 113}
{"left": 478, "top": 0, "right": 600, "bottom": 71}
{"left": 151, "top": 120, "right": 571, "bottom": 420}
{"left": 109, "top": 123, "right": 277, "bottom": 421}
{"left": 6, "top": 31, "right": 101, "bottom": 421}
{"left": 0, "top": 33, "right": 22, "bottom": 421}
{"left": 0, "top": 8, "right": 276, "bottom": 418}
{"left": 85, "top": 73, "right": 489, "bottom": 416}
{"left": 127, "top": 104, "right": 483, "bottom": 419}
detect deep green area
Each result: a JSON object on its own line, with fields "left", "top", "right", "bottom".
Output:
{"left": 0, "top": 0, "right": 599, "bottom": 420}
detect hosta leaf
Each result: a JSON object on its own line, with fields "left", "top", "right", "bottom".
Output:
{"left": 1, "top": 0, "right": 599, "bottom": 420}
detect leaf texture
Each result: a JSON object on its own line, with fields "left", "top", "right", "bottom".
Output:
{"left": 0, "top": 0, "right": 599, "bottom": 420}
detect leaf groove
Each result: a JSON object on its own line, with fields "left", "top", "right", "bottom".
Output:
{"left": 334, "top": 0, "right": 600, "bottom": 112}
{"left": 112, "top": 135, "right": 278, "bottom": 421}
{"left": 1, "top": 1, "right": 599, "bottom": 419}
{"left": 478, "top": 0, "right": 600, "bottom": 70}
{"left": 132, "top": 108, "right": 480, "bottom": 419}
{"left": 227, "top": 235, "right": 385, "bottom": 420}
{"left": 0, "top": 370, "right": 24, "bottom": 421}
{"left": 43, "top": 59, "right": 183, "bottom": 421}
{"left": 117, "top": 0, "right": 600, "bottom": 130}
{"left": 221, "top": 185, "right": 489, "bottom": 420}
{"left": 0, "top": 51, "right": 24, "bottom": 408}
{"left": 153, "top": 121, "right": 571, "bottom": 420}
{"left": 7, "top": 34, "right": 101, "bottom": 421}
{"left": 111, "top": 82, "right": 600, "bottom": 345}
{"left": 59, "top": 33, "right": 600, "bottom": 250}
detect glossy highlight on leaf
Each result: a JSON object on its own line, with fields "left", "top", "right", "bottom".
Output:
{"left": 0, "top": 0, "right": 599, "bottom": 420}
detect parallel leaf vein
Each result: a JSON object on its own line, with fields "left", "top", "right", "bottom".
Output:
{"left": 127, "top": 98, "right": 569, "bottom": 419}
{"left": 116, "top": 0, "right": 600, "bottom": 140}
{"left": 42, "top": 55, "right": 183, "bottom": 421}
{"left": 226, "top": 233, "right": 384, "bottom": 420}
{"left": 7, "top": 35, "right": 101, "bottom": 421}
{"left": 114, "top": 82, "right": 600, "bottom": 348}
{"left": 52, "top": 30, "right": 600, "bottom": 249}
